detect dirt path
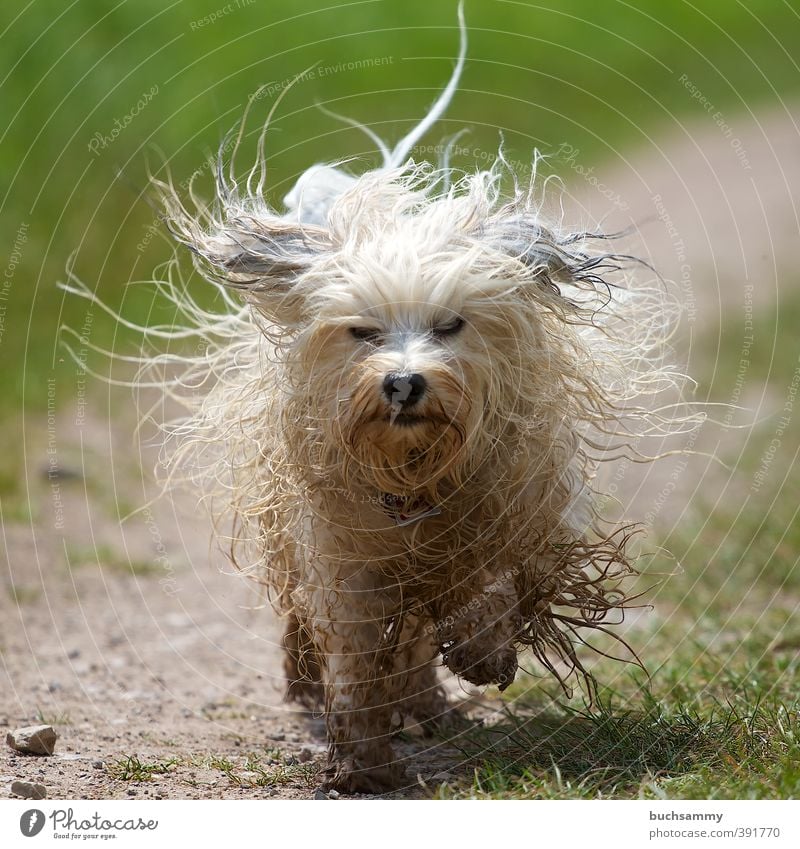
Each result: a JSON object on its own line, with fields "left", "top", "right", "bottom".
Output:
{"left": 560, "top": 100, "right": 800, "bottom": 527}
{"left": 1, "top": 417, "right": 486, "bottom": 799}
{"left": 3, "top": 104, "right": 799, "bottom": 800}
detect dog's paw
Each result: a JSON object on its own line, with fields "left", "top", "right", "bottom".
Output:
{"left": 441, "top": 641, "right": 518, "bottom": 690}
{"left": 322, "top": 756, "right": 405, "bottom": 794}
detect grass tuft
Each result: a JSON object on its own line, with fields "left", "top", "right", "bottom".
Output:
{"left": 107, "top": 755, "right": 179, "bottom": 782}
{"left": 198, "top": 750, "right": 318, "bottom": 789}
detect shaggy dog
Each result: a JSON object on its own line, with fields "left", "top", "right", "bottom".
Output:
{"left": 68, "top": 11, "right": 690, "bottom": 793}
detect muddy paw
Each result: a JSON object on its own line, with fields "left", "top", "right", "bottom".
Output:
{"left": 441, "top": 641, "right": 518, "bottom": 690}
{"left": 322, "top": 756, "right": 405, "bottom": 794}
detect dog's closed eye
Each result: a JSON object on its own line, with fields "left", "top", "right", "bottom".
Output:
{"left": 349, "top": 326, "right": 383, "bottom": 345}
{"left": 349, "top": 318, "right": 465, "bottom": 345}
{"left": 431, "top": 317, "right": 465, "bottom": 339}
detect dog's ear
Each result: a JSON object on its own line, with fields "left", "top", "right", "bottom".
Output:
{"left": 187, "top": 210, "right": 329, "bottom": 324}
{"left": 484, "top": 211, "right": 628, "bottom": 302}
{"left": 157, "top": 176, "right": 329, "bottom": 326}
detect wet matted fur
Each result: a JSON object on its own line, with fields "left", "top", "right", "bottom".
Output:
{"left": 65, "top": 12, "right": 697, "bottom": 793}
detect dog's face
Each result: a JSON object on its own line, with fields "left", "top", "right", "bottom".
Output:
{"left": 305, "top": 261, "right": 486, "bottom": 496}
{"left": 171, "top": 166, "right": 607, "bottom": 496}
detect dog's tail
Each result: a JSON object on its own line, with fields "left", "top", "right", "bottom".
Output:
{"left": 382, "top": 1, "right": 467, "bottom": 169}
{"left": 285, "top": 2, "right": 467, "bottom": 223}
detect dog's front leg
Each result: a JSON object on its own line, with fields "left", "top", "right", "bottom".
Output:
{"left": 303, "top": 576, "right": 403, "bottom": 793}
{"left": 436, "top": 569, "right": 522, "bottom": 690}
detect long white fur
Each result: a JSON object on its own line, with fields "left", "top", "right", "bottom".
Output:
{"left": 62, "top": 6, "right": 700, "bottom": 793}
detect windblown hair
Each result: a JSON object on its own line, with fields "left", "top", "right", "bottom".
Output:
{"left": 93, "top": 146, "right": 686, "bottom": 689}
{"left": 63, "top": 12, "right": 697, "bottom": 719}
{"left": 62, "top": 6, "right": 707, "bottom": 791}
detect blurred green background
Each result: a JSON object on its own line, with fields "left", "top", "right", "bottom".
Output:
{"left": 1, "top": 0, "right": 799, "bottom": 471}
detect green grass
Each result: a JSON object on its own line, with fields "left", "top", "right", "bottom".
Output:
{"left": 441, "top": 656, "right": 800, "bottom": 799}
{"left": 107, "top": 754, "right": 180, "bottom": 782}
{"left": 107, "top": 750, "right": 317, "bottom": 790}
{"left": 439, "top": 617, "right": 800, "bottom": 798}
{"left": 197, "top": 750, "right": 319, "bottom": 789}
{"left": 6, "top": 584, "right": 42, "bottom": 605}
{"left": 34, "top": 707, "right": 72, "bottom": 726}
{"left": 64, "top": 542, "right": 161, "bottom": 577}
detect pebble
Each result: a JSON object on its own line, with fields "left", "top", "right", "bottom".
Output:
{"left": 312, "top": 787, "right": 340, "bottom": 799}
{"left": 298, "top": 748, "right": 313, "bottom": 763}
{"left": 6, "top": 725, "right": 58, "bottom": 756}
{"left": 92, "top": 760, "right": 104, "bottom": 769}
{"left": 126, "top": 788, "right": 137, "bottom": 796}
{"left": 11, "top": 780, "right": 47, "bottom": 800}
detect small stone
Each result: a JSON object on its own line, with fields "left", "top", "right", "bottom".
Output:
{"left": 67, "top": 649, "right": 80, "bottom": 659}
{"left": 11, "top": 780, "right": 47, "bottom": 800}
{"left": 327, "top": 789, "right": 340, "bottom": 799}
{"left": 271, "top": 733, "right": 285, "bottom": 742}
{"left": 314, "top": 788, "right": 329, "bottom": 799}
{"left": 6, "top": 725, "right": 58, "bottom": 756}
{"left": 126, "top": 787, "right": 137, "bottom": 796}
{"left": 298, "top": 748, "right": 313, "bottom": 763}
{"left": 92, "top": 760, "right": 104, "bottom": 769}
{"left": 284, "top": 755, "right": 298, "bottom": 766}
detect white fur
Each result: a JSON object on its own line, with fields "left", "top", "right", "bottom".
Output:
{"left": 61, "top": 6, "right": 699, "bottom": 793}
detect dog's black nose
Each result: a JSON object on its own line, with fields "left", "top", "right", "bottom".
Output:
{"left": 383, "top": 373, "right": 427, "bottom": 407}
